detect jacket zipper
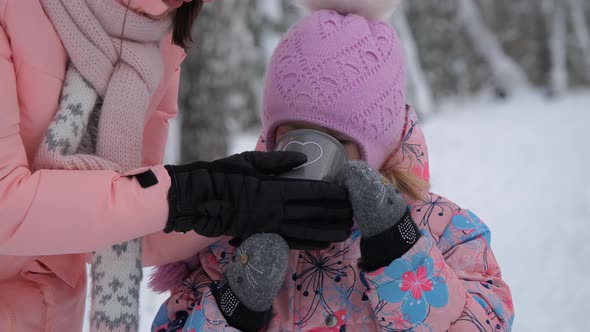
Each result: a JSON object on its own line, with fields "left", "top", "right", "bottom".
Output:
{"left": 0, "top": 297, "right": 15, "bottom": 332}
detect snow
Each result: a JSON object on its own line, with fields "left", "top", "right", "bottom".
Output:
{"left": 86, "top": 90, "right": 589, "bottom": 331}
{"left": 425, "top": 90, "right": 590, "bottom": 332}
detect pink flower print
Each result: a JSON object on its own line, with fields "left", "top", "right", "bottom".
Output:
{"left": 400, "top": 266, "right": 433, "bottom": 299}
{"left": 389, "top": 310, "right": 411, "bottom": 330}
{"left": 379, "top": 254, "right": 449, "bottom": 324}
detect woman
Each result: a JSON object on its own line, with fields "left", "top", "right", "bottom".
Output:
{"left": 0, "top": 0, "right": 353, "bottom": 331}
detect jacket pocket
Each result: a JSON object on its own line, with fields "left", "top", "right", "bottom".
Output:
{"left": 0, "top": 296, "right": 15, "bottom": 332}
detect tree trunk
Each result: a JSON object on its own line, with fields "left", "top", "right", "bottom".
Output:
{"left": 457, "top": 0, "right": 529, "bottom": 97}
{"left": 180, "top": 4, "right": 228, "bottom": 163}
{"left": 567, "top": 0, "right": 590, "bottom": 80}
{"left": 180, "top": 1, "right": 258, "bottom": 163}
{"left": 392, "top": 3, "right": 435, "bottom": 118}
{"left": 542, "top": 0, "right": 569, "bottom": 96}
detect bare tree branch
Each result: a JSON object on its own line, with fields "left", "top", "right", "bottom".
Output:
{"left": 458, "top": 0, "right": 529, "bottom": 97}
{"left": 393, "top": 3, "right": 435, "bottom": 117}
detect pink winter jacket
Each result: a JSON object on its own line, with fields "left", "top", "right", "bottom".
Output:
{"left": 152, "top": 108, "right": 515, "bottom": 331}
{"left": 0, "top": 1, "right": 218, "bottom": 331}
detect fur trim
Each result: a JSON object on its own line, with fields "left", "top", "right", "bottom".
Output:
{"left": 148, "top": 255, "right": 200, "bottom": 293}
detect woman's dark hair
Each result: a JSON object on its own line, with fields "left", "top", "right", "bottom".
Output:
{"left": 172, "top": 1, "right": 204, "bottom": 49}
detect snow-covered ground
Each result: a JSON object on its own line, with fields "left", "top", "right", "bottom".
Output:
{"left": 85, "top": 90, "right": 589, "bottom": 331}
{"left": 425, "top": 91, "right": 589, "bottom": 332}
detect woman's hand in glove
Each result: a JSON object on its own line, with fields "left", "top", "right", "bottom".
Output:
{"left": 165, "top": 151, "right": 354, "bottom": 250}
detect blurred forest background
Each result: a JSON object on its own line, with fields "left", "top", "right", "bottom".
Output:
{"left": 178, "top": 0, "right": 590, "bottom": 163}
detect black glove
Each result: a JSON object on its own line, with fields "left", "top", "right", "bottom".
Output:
{"left": 164, "top": 151, "right": 353, "bottom": 249}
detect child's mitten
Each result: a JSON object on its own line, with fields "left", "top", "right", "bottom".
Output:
{"left": 341, "top": 161, "right": 421, "bottom": 271}
{"left": 212, "top": 233, "right": 289, "bottom": 332}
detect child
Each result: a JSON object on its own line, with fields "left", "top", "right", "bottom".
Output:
{"left": 151, "top": 3, "right": 514, "bottom": 332}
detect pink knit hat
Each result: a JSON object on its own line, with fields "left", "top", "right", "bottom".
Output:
{"left": 262, "top": 10, "right": 406, "bottom": 168}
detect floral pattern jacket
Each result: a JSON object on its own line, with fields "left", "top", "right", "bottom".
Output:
{"left": 151, "top": 107, "right": 514, "bottom": 331}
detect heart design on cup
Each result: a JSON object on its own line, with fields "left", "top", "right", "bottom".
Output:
{"left": 283, "top": 141, "right": 324, "bottom": 170}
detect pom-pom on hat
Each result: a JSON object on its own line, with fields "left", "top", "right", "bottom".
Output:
{"left": 297, "top": 0, "right": 402, "bottom": 22}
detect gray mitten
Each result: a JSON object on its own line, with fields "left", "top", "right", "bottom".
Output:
{"left": 341, "top": 161, "right": 420, "bottom": 271}
{"left": 341, "top": 161, "right": 407, "bottom": 237}
{"left": 212, "top": 233, "right": 289, "bottom": 332}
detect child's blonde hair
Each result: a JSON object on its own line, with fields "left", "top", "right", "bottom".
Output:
{"left": 381, "top": 166, "right": 429, "bottom": 202}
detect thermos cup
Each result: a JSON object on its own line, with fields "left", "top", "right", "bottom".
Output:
{"left": 275, "top": 129, "right": 349, "bottom": 182}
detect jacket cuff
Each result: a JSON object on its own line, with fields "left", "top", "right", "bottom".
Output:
{"left": 211, "top": 275, "right": 274, "bottom": 332}
{"left": 163, "top": 165, "right": 177, "bottom": 233}
{"left": 360, "top": 210, "right": 420, "bottom": 272}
